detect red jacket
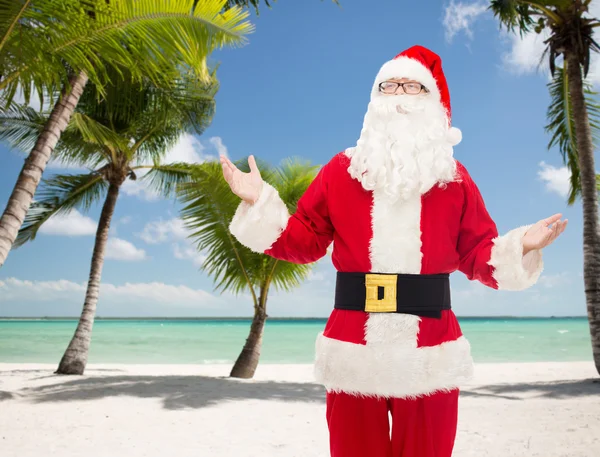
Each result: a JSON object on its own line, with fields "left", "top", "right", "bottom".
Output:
{"left": 230, "top": 152, "right": 543, "bottom": 398}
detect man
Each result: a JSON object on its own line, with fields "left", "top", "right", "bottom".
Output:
{"left": 220, "top": 45, "right": 567, "bottom": 457}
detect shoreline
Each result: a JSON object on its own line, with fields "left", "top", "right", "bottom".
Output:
{"left": 1, "top": 362, "right": 598, "bottom": 456}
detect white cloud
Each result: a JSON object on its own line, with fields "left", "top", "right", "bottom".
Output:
{"left": 209, "top": 136, "right": 228, "bottom": 158}
{"left": 173, "top": 243, "right": 208, "bottom": 267}
{"left": 0, "top": 278, "right": 85, "bottom": 299}
{"left": 162, "top": 133, "right": 206, "bottom": 164}
{"left": 443, "top": 2, "right": 600, "bottom": 85}
{"left": 452, "top": 280, "right": 489, "bottom": 300}
{"left": 161, "top": 134, "right": 228, "bottom": 164}
{"left": 120, "top": 178, "right": 160, "bottom": 202}
{"left": 0, "top": 277, "right": 219, "bottom": 308}
{"left": 109, "top": 215, "right": 134, "bottom": 237}
{"left": 138, "top": 218, "right": 188, "bottom": 244}
{"left": 39, "top": 210, "right": 97, "bottom": 236}
{"left": 138, "top": 217, "right": 208, "bottom": 267}
{"left": 101, "top": 281, "right": 214, "bottom": 305}
{"left": 443, "top": 1, "right": 488, "bottom": 43}
{"left": 538, "top": 272, "right": 571, "bottom": 288}
{"left": 105, "top": 238, "right": 146, "bottom": 261}
{"left": 501, "top": 28, "right": 551, "bottom": 75}
{"left": 442, "top": 0, "right": 549, "bottom": 72}
{"left": 538, "top": 161, "right": 571, "bottom": 198}
{"left": 307, "top": 271, "right": 326, "bottom": 282}
{"left": 121, "top": 134, "right": 228, "bottom": 201}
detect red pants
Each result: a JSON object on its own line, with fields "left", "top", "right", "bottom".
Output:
{"left": 326, "top": 389, "right": 459, "bottom": 457}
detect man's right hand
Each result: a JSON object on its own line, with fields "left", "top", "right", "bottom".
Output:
{"left": 220, "top": 154, "right": 264, "bottom": 205}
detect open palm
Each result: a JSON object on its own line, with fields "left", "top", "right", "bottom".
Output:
{"left": 220, "top": 155, "right": 264, "bottom": 204}
{"left": 523, "top": 213, "right": 568, "bottom": 254}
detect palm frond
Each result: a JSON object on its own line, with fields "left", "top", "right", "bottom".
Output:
{"left": 54, "top": 127, "right": 113, "bottom": 170}
{"left": 0, "top": 0, "right": 253, "bottom": 106}
{"left": 223, "top": 0, "right": 274, "bottom": 13}
{"left": 130, "top": 124, "right": 184, "bottom": 165}
{"left": 16, "top": 172, "right": 107, "bottom": 246}
{"left": 178, "top": 161, "right": 261, "bottom": 297}
{"left": 489, "top": 0, "right": 537, "bottom": 35}
{"left": 0, "top": 104, "right": 48, "bottom": 152}
{"left": 268, "top": 257, "right": 312, "bottom": 292}
{"left": 119, "top": 70, "right": 218, "bottom": 138}
{"left": 69, "top": 112, "right": 130, "bottom": 153}
{"left": 270, "top": 157, "right": 321, "bottom": 213}
{"left": 51, "top": 64, "right": 217, "bottom": 169}
{"left": 178, "top": 158, "right": 320, "bottom": 304}
{"left": 135, "top": 162, "right": 197, "bottom": 199}
{"left": 545, "top": 64, "right": 600, "bottom": 204}
{"left": 0, "top": 0, "right": 32, "bottom": 53}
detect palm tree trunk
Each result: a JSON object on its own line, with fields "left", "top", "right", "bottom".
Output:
{"left": 0, "top": 70, "right": 89, "bottom": 268}
{"left": 230, "top": 286, "right": 269, "bottom": 379}
{"left": 56, "top": 182, "right": 120, "bottom": 375}
{"left": 565, "top": 53, "right": 600, "bottom": 375}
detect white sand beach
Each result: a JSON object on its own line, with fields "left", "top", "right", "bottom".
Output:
{"left": 0, "top": 362, "right": 598, "bottom": 457}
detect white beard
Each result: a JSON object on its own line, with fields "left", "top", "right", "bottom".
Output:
{"left": 345, "top": 94, "right": 458, "bottom": 202}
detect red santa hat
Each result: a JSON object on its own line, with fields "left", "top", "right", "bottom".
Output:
{"left": 372, "top": 45, "right": 462, "bottom": 146}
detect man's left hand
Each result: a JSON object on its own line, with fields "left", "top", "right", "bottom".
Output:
{"left": 522, "top": 213, "right": 568, "bottom": 255}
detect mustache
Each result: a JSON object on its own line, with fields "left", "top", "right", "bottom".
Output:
{"left": 369, "top": 97, "right": 428, "bottom": 116}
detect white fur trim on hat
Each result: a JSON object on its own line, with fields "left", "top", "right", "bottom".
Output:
{"left": 371, "top": 56, "right": 441, "bottom": 102}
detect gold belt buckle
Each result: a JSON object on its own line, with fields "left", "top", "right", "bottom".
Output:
{"left": 365, "top": 274, "right": 398, "bottom": 313}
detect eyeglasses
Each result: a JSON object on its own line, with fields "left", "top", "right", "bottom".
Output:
{"left": 378, "top": 81, "right": 428, "bottom": 95}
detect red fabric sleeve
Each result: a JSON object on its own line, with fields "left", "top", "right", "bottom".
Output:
{"left": 264, "top": 162, "right": 334, "bottom": 264}
{"left": 456, "top": 164, "right": 499, "bottom": 289}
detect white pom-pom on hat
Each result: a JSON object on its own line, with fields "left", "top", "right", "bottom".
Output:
{"left": 447, "top": 126, "right": 462, "bottom": 146}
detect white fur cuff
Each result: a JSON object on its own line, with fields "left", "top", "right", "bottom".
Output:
{"left": 489, "top": 225, "right": 544, "bottom": 291}
{"left": 314, "top": 334, "right": 474, "bottom": 399}
{"left": 229, "top": 182, "right": 290, "bottom": 253}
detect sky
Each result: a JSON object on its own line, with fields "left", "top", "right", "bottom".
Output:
{"left": 0, "top": 0, "right": 598, "bottom": 318}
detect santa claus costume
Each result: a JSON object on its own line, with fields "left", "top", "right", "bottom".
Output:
{"left": 229, "top": 45, "right": 544, "bottom": 457}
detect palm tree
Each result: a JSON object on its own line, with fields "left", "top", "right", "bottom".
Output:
{"left": 0, "top": 69, "right": 216, "bottom": 374}
{"left": 178, "top": 159, "right": 319, "bottom": 378}
{"left": 0, "top": 0, "right": 252, "bottom": 267}
{"left": 545, "top": 67, "right": 600, "bottom": 204}
{"left": 489, "top": 0, "right": 600, "bottom": 374}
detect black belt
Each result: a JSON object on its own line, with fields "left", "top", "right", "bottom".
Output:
{"left": 334, "top": 272, "right": 451, "bottom": 319}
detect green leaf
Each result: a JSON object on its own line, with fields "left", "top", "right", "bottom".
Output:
{"left": 135, "top": 162, "right": 197, "bottom": 199}
{"left": 178, "top": 159, "right": 319, "bottom": 303}
{"left": 49, "top": 65, "right": 217, "bottom": 169}
{"left": 69, "top": 112, "right": 130, "bottom": 153}
{"left": 0, "top": 104, "right": 48, "bottom": 152}
{"left": 16, "top": 172, "right": 107, "bottom": 246}
{"left": 489, "top": 0, "right": 535, "bottom": 35}
{"left": 178, "top": 161, "right": 260, "bottom": 296}
{"left": 545, "top": 65, "right": 600, "bottom": 204}
{"left": 0, "top": 0, "right": 253, "bottom": 106}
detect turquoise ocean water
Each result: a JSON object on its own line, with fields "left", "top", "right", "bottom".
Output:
{"left": 0, "top": 318, "right": 592, "bottom": 364}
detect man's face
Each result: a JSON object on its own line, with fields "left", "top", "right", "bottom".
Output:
{"left": 378, "top": 78, "right": 429, "bottom": 96}
{"left": 346, "top": 74, "right": 456, "bottom": 200}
